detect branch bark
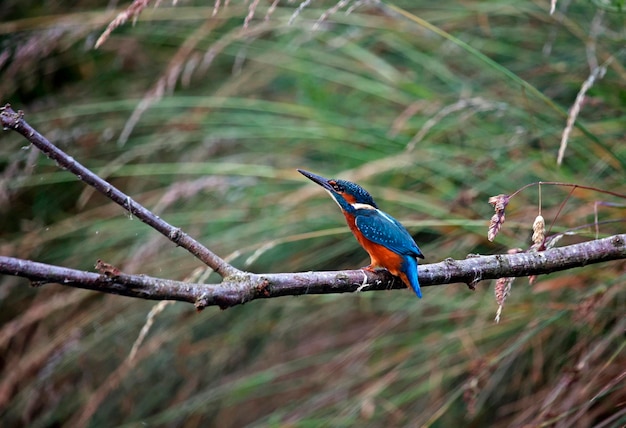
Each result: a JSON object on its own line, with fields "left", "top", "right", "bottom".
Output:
{"left": 1, "top": 103, "right": 625, "bottom": 310}
{"left": 1, "top": 234, "right": 624, "bottom": 309}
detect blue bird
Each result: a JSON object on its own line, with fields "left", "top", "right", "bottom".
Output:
{"left": 298, "top": 169, "right": 425, "bottom": 298}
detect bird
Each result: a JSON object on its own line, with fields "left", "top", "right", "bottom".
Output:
{"left": 298, "top": 169, "right": 425, "bottom": 298}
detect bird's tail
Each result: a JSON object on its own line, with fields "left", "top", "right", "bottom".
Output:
{"left": 402, "top": 256, "right": 422, "bottom": 298}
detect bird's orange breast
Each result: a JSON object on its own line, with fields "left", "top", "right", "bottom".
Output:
{"left": 342, "top": 212, "right": 405, "bottom": 277}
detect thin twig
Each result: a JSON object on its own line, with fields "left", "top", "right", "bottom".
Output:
{"left": 509, "top": 181, "right": 626, "bottom": 200}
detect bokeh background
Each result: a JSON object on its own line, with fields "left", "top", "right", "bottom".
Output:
{"left": 1, "top": 1, "right": 625, "bottom": 426}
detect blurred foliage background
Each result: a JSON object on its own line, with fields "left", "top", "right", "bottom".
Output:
{"left": 1, "top": 0, "right": 625, "bottom": 426}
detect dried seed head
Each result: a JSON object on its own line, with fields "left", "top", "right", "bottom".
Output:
{"left": 532, "top": 215, "right": 545, "bottom": 246}
{"left": 494, "top": 277, "right": 514, "bottom": 323}
{"left": 495, "top": 277, "right": 513, "bottom": 306}
{"left": 488, "top": 212, "right": 504, "bottom": 242}
{"left": 488, "top": 194, "right": 510, "bottom": 241}
{"left": 488, "top": 194, "right": 510, "bottom": 211}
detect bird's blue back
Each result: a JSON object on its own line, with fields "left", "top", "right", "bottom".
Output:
{"left": 354, "top": 207, "right": 424, "bottom": 297}
{"left": 355, "top": 208, "right": 423, "bottom": 259}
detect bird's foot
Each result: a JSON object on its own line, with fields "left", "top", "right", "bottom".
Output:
{"left": 362, "top": 265, "right": 387, "bottom": 273}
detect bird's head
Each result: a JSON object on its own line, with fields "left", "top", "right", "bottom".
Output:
{"left": 298, "top": 169, "right": 378, "bottom": 211}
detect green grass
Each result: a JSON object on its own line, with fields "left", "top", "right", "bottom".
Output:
{"left": 1, "top": 1, "right": 625, "bottom": 426}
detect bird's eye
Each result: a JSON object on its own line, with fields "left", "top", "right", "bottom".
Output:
{"left": 329, "top": 181, "right": 343, "bottom": 192}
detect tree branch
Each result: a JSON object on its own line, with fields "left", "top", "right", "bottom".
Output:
{"left": 0, "top": 104, "right": 239, "bottom": 278}
{"left": 2, "top": 104, "right": 625, "bottom": 310}
{"left": 1, "top": 234, "right": 624, "bottom": 309}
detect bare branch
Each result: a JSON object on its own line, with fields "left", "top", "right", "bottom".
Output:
{"left": 1, "top": 234, "right": 624, "bottom": 309}
{"left": 0, "top": 104, "right": 240, "bottom": 278}
{"left": 2, "top": 104, "right": 625, "bottom": 310}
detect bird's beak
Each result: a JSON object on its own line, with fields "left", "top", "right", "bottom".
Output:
{"left": 297, "top": 169, "right": 335, "bottom": 192}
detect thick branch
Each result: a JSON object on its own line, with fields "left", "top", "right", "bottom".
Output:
{"left": 1, "top": 234, "right": 624, "bottom": 309}
{"left": 0, "top": 104, "right": 239, "bottom": 278}
{"left": 2, "top": 104, "right": 625, "bottom": 309}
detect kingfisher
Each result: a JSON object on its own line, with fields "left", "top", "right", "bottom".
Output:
{"left": 298, "top": 169, "right": 425, "bottom": 298}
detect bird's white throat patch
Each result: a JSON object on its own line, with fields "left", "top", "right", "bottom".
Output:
{"left": 351, "top": 203, "right": 376, "bottom": 210}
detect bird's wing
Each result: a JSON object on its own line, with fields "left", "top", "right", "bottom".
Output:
{"left": 355, "top": 209, "right": 424, "bottom": 258}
